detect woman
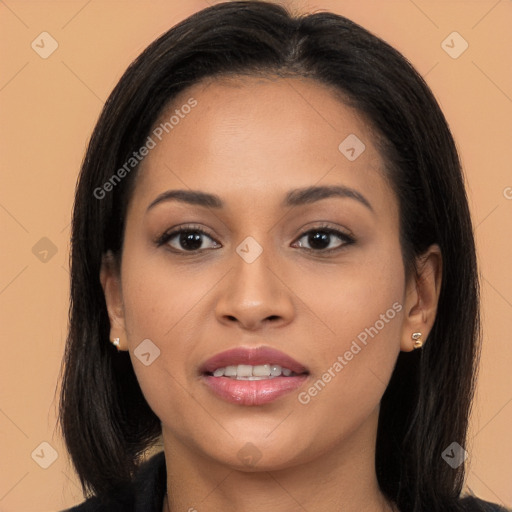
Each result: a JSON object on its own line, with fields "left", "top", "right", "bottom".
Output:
{"left": 59, "top": 2, "right": 508, "bottom": 511}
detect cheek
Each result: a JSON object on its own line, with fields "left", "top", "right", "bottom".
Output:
{"left": 294, "top": 247, "right": 405, "bottom": 425}
{"left": 118, "top": 249, "right": 224, "bottom": 418}
{"left": 119, "top": 261, "right": 199, "bottom": 429}
{"left": 294, "top": 241, "right": 405, "bottom": 347}
{"left": 120, "top": 246, "right": 214, "bottom": 342}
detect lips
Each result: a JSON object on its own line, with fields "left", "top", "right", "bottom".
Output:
{"left": 199, "top": 346, "right": 310, "bottom": 406}
{"left": 199, "top": 346, "right": 309, "bottom": 376}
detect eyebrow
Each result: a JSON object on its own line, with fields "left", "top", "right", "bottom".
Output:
{"left": 146, "top": 185, "right": 373, "bottom": 212}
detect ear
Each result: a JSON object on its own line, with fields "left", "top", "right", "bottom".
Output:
{"left": 100, "top": 250, "right": 128, "bottom": 350}
{"left": 400, "top": 244, "right": 442, "bottom": 352}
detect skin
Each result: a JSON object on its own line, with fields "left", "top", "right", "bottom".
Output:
{"left": 101, "top": 76, "right": 442, "bottom": 512}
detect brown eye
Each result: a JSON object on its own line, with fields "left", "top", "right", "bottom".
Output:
{"left": 294, "top": 228, "right": 354, "bottom": 252}
{"left": 157, "top": 227, "right": 221, "bottom": 252}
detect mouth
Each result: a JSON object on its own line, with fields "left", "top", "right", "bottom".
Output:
{"left": 205, "top": 363, "right": 303, "bottom": 379}
{"left": 199, "top": 346, "right": 310, "bottom": 406}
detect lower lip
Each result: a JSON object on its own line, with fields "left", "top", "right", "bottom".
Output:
{"left": 202, "top": 375, "right": 309, "bottom": 406}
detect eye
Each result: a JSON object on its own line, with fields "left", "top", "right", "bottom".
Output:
{"left": 156, "top": 226, "right": 221, "bottom": 253}
{"left": 292, "top": 226, "right": 355, "bottom": 252}
{"left": 155, "top": 224, "right": 353, "bottom": 254}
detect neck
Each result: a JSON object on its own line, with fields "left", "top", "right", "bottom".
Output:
{"left": 161, "top": 407, "right": 395, "bottom": 512}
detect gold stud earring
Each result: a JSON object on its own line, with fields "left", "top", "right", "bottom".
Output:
{"left": 412, "top": 332, "right": 423, "bottom": 349}
{"left": 112, "top": 337, "right": 120, "bottom": 350}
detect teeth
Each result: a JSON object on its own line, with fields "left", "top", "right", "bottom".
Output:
{"left": 237, "top": 364, "right": 253, "bottom": 377}
{"left": 210, "top": 364, "right": 298, "bottom": 379}
{"left": 224, "top": 366, "right": 237, "bottom": 377}
{"left": 270, "top": 365, "right": 282, "bottom": 376}
{"left": 253, "top": 364, "right": 270, "bottom": 376}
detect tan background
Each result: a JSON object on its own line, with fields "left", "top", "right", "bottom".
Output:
{"left": 0, "top": 1, "right": 511, "bottom": 510}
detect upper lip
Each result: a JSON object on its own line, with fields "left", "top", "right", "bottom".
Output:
{"left": 200, "top": 346, "right": 309, "bottom": 375}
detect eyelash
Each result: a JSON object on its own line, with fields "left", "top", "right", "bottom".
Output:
{"left": 155, "top": 223, "right": 356, "bottom": 255}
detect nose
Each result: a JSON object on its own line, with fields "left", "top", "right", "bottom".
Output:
{"left": 214, "top": 247, "right": 295, "bottom": 331}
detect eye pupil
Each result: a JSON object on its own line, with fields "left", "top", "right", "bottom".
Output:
{"left": 309, "top": 231, "right": 330, "bottom": 249}
{"left": 180, "top": 231, "right": 203, "bottom": 250}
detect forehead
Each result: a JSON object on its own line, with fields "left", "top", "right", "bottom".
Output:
{"left": 130, "top": 75, "right": 392, "bottom": 212}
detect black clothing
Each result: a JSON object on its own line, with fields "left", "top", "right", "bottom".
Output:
{"left": 64, "top": 451, "right": 510, "bottom": 512}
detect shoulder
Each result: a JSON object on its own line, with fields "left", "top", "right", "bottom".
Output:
{"left": 61, "top": 451, "right": 167, "bottom": 512}
{"left": 458, "top": 496, "right": 511, "bottom": 512}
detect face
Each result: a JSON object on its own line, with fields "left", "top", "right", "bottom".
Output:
{"left": 102, "top": 76, "right": 437, "bottom": 472}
